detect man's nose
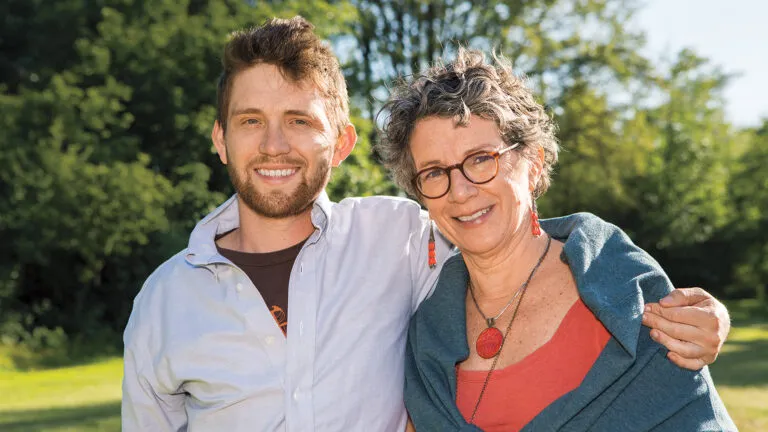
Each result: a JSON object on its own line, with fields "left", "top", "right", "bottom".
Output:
{"left": 260, "top": 123, "right": 290, "bottom": 156}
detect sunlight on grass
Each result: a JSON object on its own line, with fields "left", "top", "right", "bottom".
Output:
{"left": 0, "top": 358, "right": 123, "bottom": 410}
{"left": 718, "top": 386, "right": 768, "bottom": 432}
{"left": 710, "top": 321, "right": 768, "bottom": 432}
{"left": 0, "top": 357, "right": 123, "bottom": 431}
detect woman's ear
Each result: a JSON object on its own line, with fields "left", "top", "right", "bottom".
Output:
{"left": 529, "top": 146, "right": 545, "bottom": 192}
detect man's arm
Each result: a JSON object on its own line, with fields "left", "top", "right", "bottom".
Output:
{"left": 122, "top": 343, "right": 187, "bottom": 430}
{"left": 642, "top": 287, "right": 730, "bottom": 370}
{"left": 122, "top": 284, "right": 188, "bottom": 431}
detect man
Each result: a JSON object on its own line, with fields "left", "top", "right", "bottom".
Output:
{"left": 123, "top": 17, "right": 730, "bottom": 431}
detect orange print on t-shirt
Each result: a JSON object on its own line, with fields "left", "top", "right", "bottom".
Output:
{"left": 270, "top": 305, "right": 287, "bottom": 335}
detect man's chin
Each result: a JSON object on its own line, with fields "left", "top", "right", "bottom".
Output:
{"left": 238, "top": 189, "right": 316, "bottom": 219}
{"left": 231, "top": 165, "right": 330, "bottom": 219}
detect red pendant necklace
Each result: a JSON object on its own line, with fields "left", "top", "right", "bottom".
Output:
{"left": 467, "top": 235, "right": 552, "bottom": 424}
{"left": 471, "top": 289, "right": 523, "bottom": 359}
{"left": 468, "top": 235, "right": 552, "bottom": 359}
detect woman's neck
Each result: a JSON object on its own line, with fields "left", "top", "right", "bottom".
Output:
{"left": 463, "top": 232, "right": 551, "bottom": 302}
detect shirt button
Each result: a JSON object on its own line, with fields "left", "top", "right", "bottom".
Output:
{"left": 235, "top": 283, "right": 243, "bottom": 292}
{"left": 264, "top": 336, "right": 274, "bottom": 345}
{"left": 300, "top": 263, "right": 304, "bottom": 273}
{"left": 299, "top": 321, "right": 304, "bottom": 336}
{"left": 293, "top": 390, "right": 300, "bottom": 401}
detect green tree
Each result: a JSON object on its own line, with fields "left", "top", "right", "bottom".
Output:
{"left": 612, "top": 50, "right": 738, "bottom": 294}
{"left": 346, "top": 0, "right": 652, "bottom": 133}
{"left": 727, "top": 120, "right": 768, "bottom": 301}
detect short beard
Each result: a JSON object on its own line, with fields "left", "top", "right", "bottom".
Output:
{"left": 227, "top": 155, "right": 330, "bottom": 219}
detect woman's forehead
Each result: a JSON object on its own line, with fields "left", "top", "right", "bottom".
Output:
{"left": 410, "top": 116, "right": 503, "bottom": 159}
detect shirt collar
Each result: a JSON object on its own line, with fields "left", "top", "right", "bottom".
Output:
{"left": 185, "top": 191, "right": 334, "bottom": 267}
{"left": 310, "top": 190, "right": 333, "bottom": 234}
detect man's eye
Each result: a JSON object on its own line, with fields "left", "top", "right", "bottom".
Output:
{"left": 243, "top": 118, "right": 261, "bottom": 125}
{"left": 292, "top": 119, "right": 309, "bottom": 126}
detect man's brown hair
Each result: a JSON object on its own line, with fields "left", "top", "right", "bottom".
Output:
{"left": 217, "top": 16, "right": 349, "bottom": 133}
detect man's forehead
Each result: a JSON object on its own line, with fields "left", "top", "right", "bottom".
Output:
{"left": 228, "top": 93, "right": 326, "bottom": 114}
{"left": 232, "top": 64, "right": 319, "bottom": 95}
{"left": 228, "top": 66, "right": 328, "bottom": 114}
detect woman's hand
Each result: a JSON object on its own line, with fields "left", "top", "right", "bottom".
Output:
{"left": 642, "top": 287, "right": 730, "bottom": 370}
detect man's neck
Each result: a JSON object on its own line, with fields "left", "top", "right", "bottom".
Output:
{"left": 217, "top": 197, "right": 316, "bottom": 253}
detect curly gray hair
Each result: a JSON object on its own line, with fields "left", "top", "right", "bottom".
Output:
{"left": 377, "top": 48, "right": 559, "bottom": 199}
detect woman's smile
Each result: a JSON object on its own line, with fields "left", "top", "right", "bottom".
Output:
{"left": 454, "top": 205, "right": 494, "bottom": 225}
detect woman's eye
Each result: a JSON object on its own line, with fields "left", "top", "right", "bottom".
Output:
{"left": 423, "top": 169, "right": 446, "bottom": 181}
{"left": 471, "top": 153, "right": 494, "bottom": 165}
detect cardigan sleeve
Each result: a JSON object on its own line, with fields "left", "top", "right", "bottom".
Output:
{"left": 588, "top": 348, "right": 736, "bottom": 431}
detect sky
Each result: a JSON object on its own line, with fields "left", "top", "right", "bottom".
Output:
{"left": 633, "top": 0, "right": 768, "bottom": 127}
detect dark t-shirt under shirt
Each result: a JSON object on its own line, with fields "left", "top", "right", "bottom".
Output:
{"left": 217, "top": 238, "right": 306, "bottom": 336}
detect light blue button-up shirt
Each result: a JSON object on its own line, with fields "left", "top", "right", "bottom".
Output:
{"left": 122, "top": 191, "right": 450, "bottom": 431}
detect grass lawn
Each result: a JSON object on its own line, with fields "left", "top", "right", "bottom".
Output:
{"left": 0, "top": 355, "right": 122, "bottom": 432}
{"left": 0, "top": 302, "right": 766, "bottom": 431}
{"left": 708, "top": 302, "right": 768, "bottom": 432}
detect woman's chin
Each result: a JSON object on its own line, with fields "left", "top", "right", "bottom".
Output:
{"left": 454, "top": 238, "right": 502, "bottom": 257}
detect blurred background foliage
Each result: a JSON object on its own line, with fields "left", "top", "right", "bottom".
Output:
{"left": 0, "top": 0, "right": 766, "bottom": 355}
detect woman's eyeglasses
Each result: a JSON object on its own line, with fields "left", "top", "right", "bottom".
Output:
{"left": 411, "top": 143, "right": 520, "bottom": 199}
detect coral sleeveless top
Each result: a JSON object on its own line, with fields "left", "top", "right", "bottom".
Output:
{"left": 456, "top": 299, "right": 611, "bottom": 431}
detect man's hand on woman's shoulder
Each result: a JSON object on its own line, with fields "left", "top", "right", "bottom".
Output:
{"left": 642, "top": 287, "right": 730, "bottom": 370}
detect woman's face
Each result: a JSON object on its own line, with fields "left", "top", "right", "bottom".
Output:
{"left": 409, "top": 115, "right": 539, "bottom": 257}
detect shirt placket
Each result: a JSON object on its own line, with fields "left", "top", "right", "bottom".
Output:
{"left": 284, "top": 230, "right": 321, "bottom": 432}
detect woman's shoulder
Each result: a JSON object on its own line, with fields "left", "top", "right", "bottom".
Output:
{"left": 542, "top": 212, "right": 675, "bottom": 357}
{"left": 542, "top": 212, "right": 672, "bottom": 302}
{"left": 541, "top": 212, "right": 629, "bottom": 246}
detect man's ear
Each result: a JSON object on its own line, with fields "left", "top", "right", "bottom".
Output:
{"left": 212, "top": 120, "right": 228, "bottom": 165}
{"left": 332, "top": 123, "right": 357, "bottom": 167}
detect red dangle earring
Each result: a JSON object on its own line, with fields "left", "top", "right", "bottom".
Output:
{"left": 428, "top": 220, "right": 437, "bottom": 269}
{"left": 530, "top": 198, "right": 542, "bottom": 237}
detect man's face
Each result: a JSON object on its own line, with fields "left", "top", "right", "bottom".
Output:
{"left": 213, "top": 64, "right": 351, "bottom": 218}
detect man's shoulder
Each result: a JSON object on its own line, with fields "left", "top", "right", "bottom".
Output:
{"left": 147, "top": 248, "right": 193, "bottom": 281}
{"left": 134, "top": 249, "right": 199, "bottom": 303}
{"left": 332, "top": 195, "right": 427, "bottom": 226}
{"left": 336, "top": 194, "right": 422, "bottom": 212}
{"left": 124, "top": 249, "right": 204, "bottom": 343}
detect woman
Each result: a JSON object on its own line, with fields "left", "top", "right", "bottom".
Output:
{"left": 378, "top": 49, "right": 735, "bottom": 431}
